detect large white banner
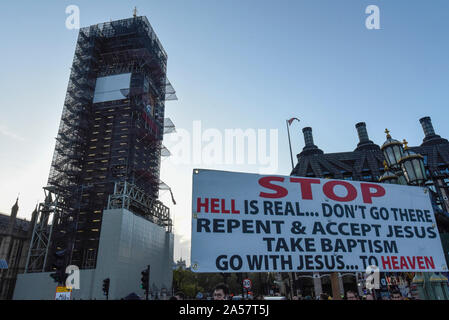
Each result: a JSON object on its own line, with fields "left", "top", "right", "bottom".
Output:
{"left": 190, "top": 169, "right": 448, "bottom": 273}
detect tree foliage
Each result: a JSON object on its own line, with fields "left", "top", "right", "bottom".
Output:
{"left": 172, "top": 268, "right": 276, "bottom": 298}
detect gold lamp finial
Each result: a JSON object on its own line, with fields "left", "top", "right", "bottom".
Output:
{"left": 403, "top": 139, "right": 409, "bottom": 150}
{"left": 385, "top": 128, "right": 391, "bottom": 139}
{"left": 133, "top": 6, "right": 138, "bottom": 18}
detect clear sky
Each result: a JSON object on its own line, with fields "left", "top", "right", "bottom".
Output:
{"left": 1, "top": 0, "right": 449, "bottom": 265}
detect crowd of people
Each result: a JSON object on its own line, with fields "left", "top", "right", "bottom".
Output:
{"left": 169, "top": 284, "right": 412, "bottom": 300}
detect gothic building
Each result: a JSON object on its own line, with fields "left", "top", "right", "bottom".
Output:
{"left": 0, "top": 199, "right": 37, "bottom": 299}
{"left": 292, "top": 117, "right": 449, "bottom": 230}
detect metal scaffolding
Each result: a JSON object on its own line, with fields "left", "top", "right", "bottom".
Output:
{"left": 25, "top": 188, "right": 61, "bottom": 273}
{"left": 29, "top": 16, "right": 175, "bottom": 271}
{"left": 107, "top": 181, "right": 172, "bottom": 233}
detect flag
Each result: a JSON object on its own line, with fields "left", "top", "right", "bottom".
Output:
{"left": 287, "top": 117, "right": 300, "bottom": 126}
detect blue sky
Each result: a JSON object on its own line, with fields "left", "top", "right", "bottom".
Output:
{"left": 1, "top": 0, "right": 449, "bottom": 264}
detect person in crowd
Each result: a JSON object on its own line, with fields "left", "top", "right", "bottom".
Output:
{"left": 174, "top": 291, "right": 185, "bottom": 300}
{"left": 213, "top": 283, "right": 230, "bottom": 300}
{"left": 365, "top": 293, "right": 374, "bottom": 300}
{"left": 345, "top": 290, "right": 360, "bottom": 300}
{"left": 380, "top": 293, "right": 391, "bottom": 300}
{"left": 391, "top": 290, "right": 403, "bottom": 300}
{"left": 319, "top": 293, "right": 329, "bottom": 300}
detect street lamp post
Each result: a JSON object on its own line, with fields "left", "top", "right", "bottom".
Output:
{"left": 381, "top": 129, "right": 404, "bottom": 171}
{"left": 380, "top": 130, "right": 448, "bottom": 300}
{"left": 378, "top": 161, "right": 399, "bottom": 185}
{"left": 380, "top": 131, "right": 428, "bottom": 187}
{"left": 398, "top": 140, "right": 427, "bottom": 186}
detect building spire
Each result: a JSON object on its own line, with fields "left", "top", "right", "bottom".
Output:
{"left": 8, "top": 196, "right": 19, "bottom": 234}
{"left": 28, "top": 204, "right": 39, "bottom": 238}
{"left": 11, "top": 196, "right": 19, "bottom": 218}
{"left": 133, "top": 6, "right": 138, "bottom": 18}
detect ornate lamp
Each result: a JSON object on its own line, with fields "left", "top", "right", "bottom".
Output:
{"left": 381, "top": 129, "right": 404, "bottom": 170}
{"left": 398, "top": 139, "right": 427, "bottom": 186}
{"left": 378, "top": 161, "right": 399, "bottom": 184}
{"left": 395, "top": 170, "right": 408, "bottom": 186}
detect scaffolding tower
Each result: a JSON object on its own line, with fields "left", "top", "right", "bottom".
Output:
{"left": 27, "top": 16, "right": 176, "bottom": 271}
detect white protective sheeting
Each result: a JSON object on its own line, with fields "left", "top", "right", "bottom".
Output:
{"left": 13, "top": 208, "right": 174, "bottom": 300}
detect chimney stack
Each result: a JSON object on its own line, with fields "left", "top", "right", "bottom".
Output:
{"left": 303, "top": 127, "right": 315, "bottom": 147}
{"left": 419, "top": 116, "right": 447, "bottom": 146}
{"left": 355, "top": 122, "right": 370, "bottom": 144}
{"left": 419, "top": 117, "right": 436, "bottom": 138}
{"left": 299, "top": 127, "right": 323, "bottom": 156}
{"left": 354, "top": 122, "right": 379, "bottom": 151}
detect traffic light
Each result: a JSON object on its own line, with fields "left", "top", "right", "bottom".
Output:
{"left": 141, "top": 268, "right": 149, "bottom": 291}
{"left": 50, "top": 249, "right": 67, "bottom": 285}
{"left": 102, "top": 278, "right": 110, "bottom": 299}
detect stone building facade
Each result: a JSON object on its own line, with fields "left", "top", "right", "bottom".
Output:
{"left": 0, "top": 200, "right": 37, "bottom": 299}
